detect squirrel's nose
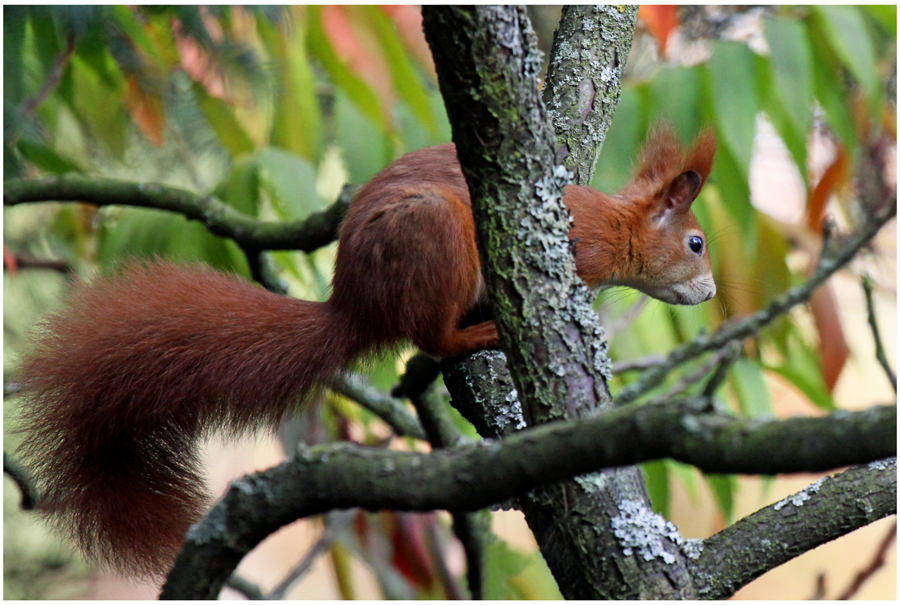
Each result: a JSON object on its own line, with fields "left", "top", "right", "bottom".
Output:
{"left": 705, "top": 285, "right": 716, "bottom": 301}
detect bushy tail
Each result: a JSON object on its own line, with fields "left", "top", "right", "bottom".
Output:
{"left": 15, "top": 262, "right": 365, "bottom": 577}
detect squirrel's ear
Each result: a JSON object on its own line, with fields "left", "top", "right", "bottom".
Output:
{"left": 666, "top": 170, "right": 702, "bottom": 213}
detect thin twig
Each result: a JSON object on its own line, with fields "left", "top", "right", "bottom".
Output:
{"left": 3, "top": 451, "right": 39, "bottom": 510}
{"left": 391, "top": 352, "right": 442, "bottom": 399}
{"left": 424, "top": 516, "right": 466, "bottom": 600}
{"left": 20, "top": 34, "right": 76, "bottom": 118}
{"left": 409, "top": 382, "right": 485, "bottom": 599}
{"left": 861, "top": 275, "right": 896, "bottom": 392}
{"left": 328, "top": 373, "right": 426, "bottom": 441}
{"left": 224, "top": 575, "right": 265, "bottom": 600}
{"left": 612, "top": 354, "right": 667, "bottom": 374}
{"left": 8, "top": 252, "right": 73, "bottom": 275}
{"left": 244, "top": 249, "right": 289, "bottom": 295}
{"left": 702, "top": 341, "right": 743, "bottom": 398}
{"left": 659, "top": 341, "right": 742, "bottom": 400}
{"left": 836, "top": 520, "right": 897, "bottom": 600}
{"left": 810, "top": 573, "right": 827, "bottom": 600}
{"left": 604, "top": 295, "right": 650, "bottom": 338}
{"left": 266, "top": 511, "right": 356, "bottom": 599}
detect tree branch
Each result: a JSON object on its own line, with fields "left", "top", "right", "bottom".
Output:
{"left": 423, "top": 6, "right": 692, "bottom": 599}
{"left": 542, "top": 5, "right": 639, "bottom": 183}
{"left": 862, "top": 275, "right": 897, "bottom": 392}
{"left": 160, "top": 400, "right": 895, "bottom": 598}
{"left": 327, "top": 373, "right": 427, "bottom": 441}
{"left": 3, "top": 176, "right": 354, "bottom": 253}
{"left": 690, "top": 458, "right": 897, "bottom": 599}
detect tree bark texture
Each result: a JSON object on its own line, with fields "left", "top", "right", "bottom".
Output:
{"left": 543, "top": 5, "right": 639, "bottom": 183}
{"left": 422, "top": 5, "right": 696, "bottom": 599}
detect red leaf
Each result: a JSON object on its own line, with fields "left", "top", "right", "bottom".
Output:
{"left": 4, "top": 244, "right": 18, "bottom": 277}
{"left": 638, "top": 6, "right": 679, "bottom": 55}
{"left": 390, "top": 513, "right": 435, "bottom": 591}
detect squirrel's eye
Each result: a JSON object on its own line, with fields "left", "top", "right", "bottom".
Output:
{"left": 688, "top": 236, "right": 703, "bottom": 255}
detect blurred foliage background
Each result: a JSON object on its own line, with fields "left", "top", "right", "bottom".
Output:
{"left": 4, "top": 5, "right": 896, "bottom": 599}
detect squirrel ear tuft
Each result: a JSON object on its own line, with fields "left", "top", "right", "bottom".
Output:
{"left": 666, "top": 170, "right": 702, "bottom": 212}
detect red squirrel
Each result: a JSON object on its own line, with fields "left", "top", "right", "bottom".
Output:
{"left": 15, "top": 126, "right": 715, "bottom": 578}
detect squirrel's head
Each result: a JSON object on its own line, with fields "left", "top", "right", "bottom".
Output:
{"left": 619, "top": 125, "right": 717, "bottom": 305}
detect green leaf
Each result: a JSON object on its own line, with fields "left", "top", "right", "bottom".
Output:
{"left": 4, "top": 7, "right": 28, "bottom": 104}
{"left": 69, "top": 56, "right": 128, "bottom": 157}
{"left": 862, "top": 5, "right": 897, "bottom": 36}
{"left": 335, "top": 90, "right": 392, "bottom": 183}
{"left": 814, "top": 6, "right": 880, "bottom": 112}
{"left": 642, "top": 461, "right": 670, "bottom": 517}
{"left": 15, "top": 137, "right": 83, "bottom": 174}
{"left": 592, "top": 85, "right": 641, "bottom": 193}
{"left": 257, "top": 13, "right": 323, "bottom": 161}
{"left": 111, "top": 5, "right": 166, "bottom": 67}
{"left": 708, "top": 42, "right": 758, "bottom": 178}
{"left": 97, "top": 208, "right": 247, "bottom": 275}
{"left": 212, "top": 156, "right": 260, "bottom": 216}
{"left": 396, "top": 87, "right": 452, "bottom": 153}
{"left": 97, "top": 209, "right": 180, "bottom": 267}
{"left": 765, "top": 331, "right": 835, "bottom": 411}
{"left": 705, "top": 473, "right": 737, "bottom": 523}
{"left": 709, "top": 144, "right": 756, "bottom": 250}
{"left": 729, "top": 358, "right": 773, "bottom": 418}
{"left": 256, "top": 146, "right": 321, "bottom": 218}
{"left": 484, "top": 540, "right": 562, "bottom": 600}
{"left": 26, "top": 7, "right": 65, "bottom": 76}
{"left": 75, "top": 31, "right": 125, "bottom": 91}
{"left": 807, "top": 25, "right": 858, "bottom": 151}
{"left": 668, "top": 461, "right": 700, "bottom": 506}
{"left": 753, "top": 216, "right": 792, "bottom": 309}
{"left": 307, "top": 6, "right": 386, "bottom": 132}
{"left": 648, "top": 65, "right": 701, "bottom": 141}
{"left": 364, "top": 6, "right": 435, "bottom": 132}
{"left": 764, "top": 17, "right": 814, "bottom": 136}
{"left": 193, "top": 83, "right": 256, "bottom": 157}
{"left": 763, "top": 17, "right": 813, "bottom": 184}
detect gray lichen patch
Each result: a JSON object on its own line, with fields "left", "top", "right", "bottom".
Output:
{"left": 868, "top": 457, "right": 896, "bottom": 471}
{"left": 494, "top": 386, "right": 527, "bottom": 432}
{"left": 681, "top": 538, "right": 704, "bottom": 560}
{"left": 773, "top": 477, "right": 827, "bottom": 511}
{"left": 575, "top": 472, "right": 609, "bottom": 493}
{"left": 611, "top": 499, "right": 684, "bottom": 564}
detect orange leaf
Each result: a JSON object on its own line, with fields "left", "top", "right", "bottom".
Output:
{"left": 809, "top": 282, "right": 848, "bottom": 391}
{"left": 122, "top": 78, "right": 166, "bottom": 146}
{"left": 638, "top": 6, "right": 679, "bottom": 55}
{"left": 806, "top": 144, "right": 848, "bottom": 233}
